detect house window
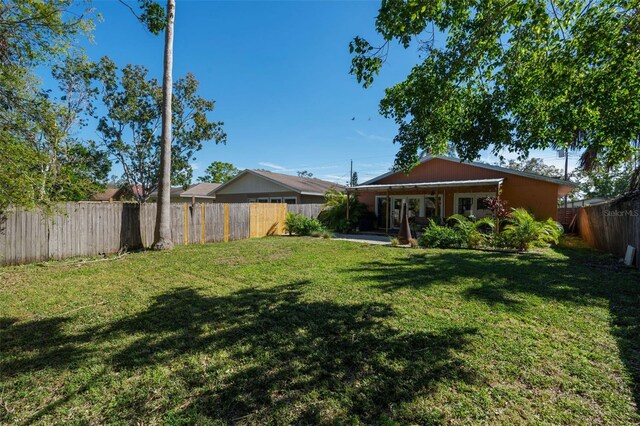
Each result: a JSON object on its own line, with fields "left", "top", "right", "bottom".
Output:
{"left": 454, "top": 192, "right": 495, "bottom": 218}
{"left": 375, "top": 196, "right": 389, "bottom": 229}
{"left": 270, "top": 197, "right": 283, "bottom": 203}
{"left": 248, "top": 198, "right": 256, "bottom": 203}
{"left": 424, "top": 195, "right": 443, "bottom": 219}
{"left": 477, "top": 197, "right": 490, "bottom": 210}
{"left": 457, "top": 197, "right": 473, "bottom": 215}
{"left": 283, "top": 197, "right": 297, "bottom": 204}
{"left": 257, "top": 197, "right": 269, "bottom": 203}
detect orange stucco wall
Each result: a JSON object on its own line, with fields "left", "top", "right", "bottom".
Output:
{"left": 358, "top": 158, "right": 561, "bottom": 221}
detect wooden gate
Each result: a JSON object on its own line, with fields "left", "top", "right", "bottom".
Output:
{"left": 249, "top": 203, "right": 287, "bottom": 238}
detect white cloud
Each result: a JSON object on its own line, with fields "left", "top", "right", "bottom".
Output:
{"left": 321, "top": 174, "right": 348, "bottom": 182}
{"left": 355, "top": 129, "right": 389, "bottom": 142}
{"left": 258, "top": 162, "right": 286, "bottom": 170}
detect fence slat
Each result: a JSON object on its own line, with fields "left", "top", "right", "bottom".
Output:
{"left": 578, "top": 198, "right": 640, "bottom": 269}
{"left": 287, "top": 204, "right": 323, "bottom": 219}
{"left": 249, "top": 203, "right": 286, "bottom": 237}
{"left": 0, "top": 202, "right": 326, "bottom": 266}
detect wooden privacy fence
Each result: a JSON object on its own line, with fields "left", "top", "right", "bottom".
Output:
{"left": 287, "top": 203, "right": 323, "bottom": 219}
{"left": 577, "top": 197, "right": 640, "bottom": 269}
{"left": 250, "top": 203, "right": 287, "bottom": 237}
{"left": 0, "top": 202, "right": 323, "bottom": 266}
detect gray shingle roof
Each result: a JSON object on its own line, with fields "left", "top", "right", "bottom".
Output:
{"left": 250, "top": 170, "right": 344, "bottom": 194}
{"left": 182, "top": 182, "right": 221, "bottom": 196}
{"left": 149, "top": 183, "right": 221, "bottom": 198}
{"left": 90, "top": 187, "right": 119, "bottom": 201}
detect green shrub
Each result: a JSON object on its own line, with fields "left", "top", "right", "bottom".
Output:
{"left": 310, "top": 229, "right": 333, "bottom": 239}
{"left": 498, "top": 208, "right": 563, "bottom": 251}
{"left": 320, "top": 230, "right": 333, "bottom": 239}
{"left": 418, "top": 220, "right": 467, "bottom": 248}
{"left": 447, "top": 214, "right": 495, "bottom": 249}
{"left": 285, "top": 213, "right": 325, "bottom": 236}
{"left": 319, "top": 188, "right": 369, "bottom": 233}
{"left": 389, "top": 237, "right": 400, "bottom": 246}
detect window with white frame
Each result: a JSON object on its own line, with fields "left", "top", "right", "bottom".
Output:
{"left": 454, "top": 192, "right": 494, "bottom": 218}
{"left": 283, "top": 197, "right": 297, "bottom": 204}
{"left": 270, "top": 197, "right": 283, "bottom": 203}
{"left": 257, "top": 197, "right": 269, "bottom": 203}
{"left": 423, "top": 195, "right": 443, "bottom": 218}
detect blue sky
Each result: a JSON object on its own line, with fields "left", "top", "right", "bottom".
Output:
{"left": 44, "top": 0, "right": 579, "bottom": 184}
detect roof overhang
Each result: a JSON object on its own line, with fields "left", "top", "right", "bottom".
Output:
{"left": 362, "top": 155, "right": 580, "bottom": 188}
{"left": 180, "top": 194, "right": 216, "bottom": 199}
{"left": 348, "top": 178, "right": 504, "bottom": 192}
{"left": 212, "top": 169, "right": 301, "bottom": 195}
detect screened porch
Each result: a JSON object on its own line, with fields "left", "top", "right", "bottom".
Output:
{"left": 347, "top": 178, "right": 503, "bottom": 233}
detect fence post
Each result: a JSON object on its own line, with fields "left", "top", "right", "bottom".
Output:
{"left": 280, "top": 203, "right": 287, "bottom": 235}
{"left": 223, "top": 204, "right": 229, "bottom": 242}
{"left": 183, "top": 203, "right": 189, "bottom": 245}
{"left": 201, "top": 204, "right": 205, "bottom": 244}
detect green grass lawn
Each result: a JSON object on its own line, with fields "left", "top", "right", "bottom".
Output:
{"left": 0, "top": 237, "right": 638, "bottom": 424}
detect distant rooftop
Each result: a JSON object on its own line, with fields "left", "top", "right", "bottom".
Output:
{"left": 149, "top": 182, "right": 221, "bottom": 198}
{"left": 250, "top": 169, "right": 344, "bottom": 195}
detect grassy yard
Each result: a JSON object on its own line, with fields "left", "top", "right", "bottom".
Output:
{"left": 0, "top": 237, "right": 638, "bottom": 424}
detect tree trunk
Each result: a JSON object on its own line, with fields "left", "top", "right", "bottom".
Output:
{"left": 152, "top": 0, "right": 175, "bottom": 250}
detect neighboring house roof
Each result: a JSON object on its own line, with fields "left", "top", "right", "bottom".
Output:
{"left": 181, "top": 182, "right": 221, "bottom": 197}
{"left": 90, "top": 187, "right": 119, "bottom": 201}
{"left": 129, "top": 185, "right": 144, "bottom": 198}
{"left": 349, "top": 178, "right": 505, "bottom": 192}
{"left": 148, "top": 183, "right": 221, "bottom": 199}
{"left": 112, "top": 184, "right": 143, "bottom": 201}
{"left": 148, "top": 186, "right": 183, "bottom": 198}
{"left": 213, "top": 169, "right": 344, "bottom": 196}
{"left": 361, "top": 154, "right": 580, "bottom": 188}
{"left": 565, "top": 197, "right": 610, "bottom": 208}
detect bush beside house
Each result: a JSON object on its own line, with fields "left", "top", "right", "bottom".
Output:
{"left": 419, "top": 209, "right": 562, "bottom": 251}
{"left": 285, "top": 213, "right": 328, "bottom": 237}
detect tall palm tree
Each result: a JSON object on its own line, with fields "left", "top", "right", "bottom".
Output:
{"left": 152, "top": 0, "right": 175, "bottom": 250}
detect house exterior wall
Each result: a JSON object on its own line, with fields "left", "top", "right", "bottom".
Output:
{"left": 146, "top": 195, "right": 216, "bottom": 204}
{"left": 216, "top": 173, "right": 291, "bottom": 194}
{"left": 213, "top": 192, "right": 324, "bottom": 204}
{"left": 358, "top": 158, "right": 561, "bottom": 221}
{"left": 299, "top": 194, "right": 326, "bottom": 204}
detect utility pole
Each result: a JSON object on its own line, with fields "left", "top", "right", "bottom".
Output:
{"left": 350, "top": 159, "right": 353, "bottom": 187}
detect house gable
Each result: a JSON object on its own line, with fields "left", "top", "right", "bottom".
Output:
{"left": 215, "top": 171, "right": 296, "bottom": 195}
{"left": 374, "top": 158, "right": 550, "bottom": 186}
{"left": 356, "top": 156, "right": 575, "bottom": 221}
{"left": 366, "top": 156, "right": 576, "bottom": 190}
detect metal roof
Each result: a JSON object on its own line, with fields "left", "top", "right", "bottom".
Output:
{"left": 361, "top": 155, "right": 579, "bottom": 188}
{"left": 349, "top": 178, "right": 504, "bottom": 192}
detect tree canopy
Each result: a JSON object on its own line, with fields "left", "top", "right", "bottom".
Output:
{"left": 499, "top": 157, "right": 564, "bottom": 178}
{"left": 572, "top": 163, "right": 636, "bottom": 199}
{"left": 94, "top": 57, "right": 226, "bottom": 202}
{"left": 0, "top": 0, "right": 100, "bottom": 211}
{"left": 351, "top": 0, "right": 640, "bottom": 179}
{"left": 199, "top": 161, "right": 239, "bottom": 183}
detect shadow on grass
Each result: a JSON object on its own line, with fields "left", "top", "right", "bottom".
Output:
{"left": 0, "top": 316, "right": 90, "bottom": 379}
{"left": 93, "top": 282, "right": 477, "bottom": 423}
{"left": 349, "top": 245, "right": 640, "bottom": 413}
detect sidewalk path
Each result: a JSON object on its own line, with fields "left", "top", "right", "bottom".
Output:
{"left": 333, "top": 234, "right": 392, "bottom": 246}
